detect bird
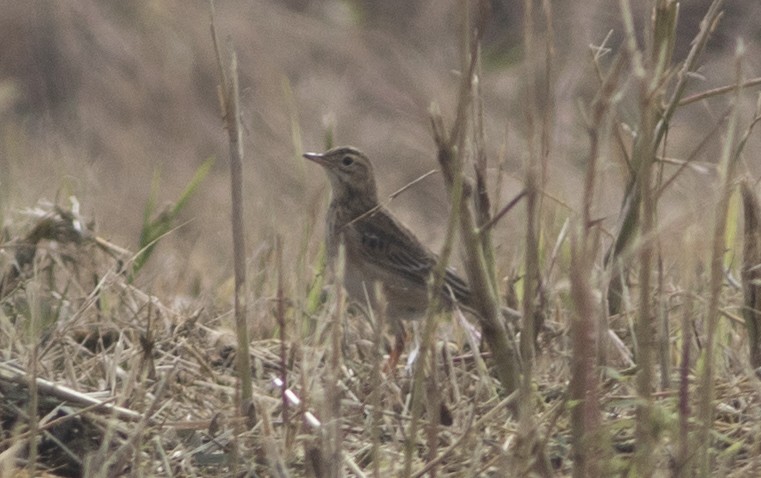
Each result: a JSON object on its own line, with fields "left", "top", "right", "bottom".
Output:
{"left": 303, "top": 146, "right": 477, "bottom": 324}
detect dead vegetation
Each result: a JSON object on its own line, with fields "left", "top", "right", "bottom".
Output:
{"left": 3, "top": 0, "right": 761, "bottom": 477}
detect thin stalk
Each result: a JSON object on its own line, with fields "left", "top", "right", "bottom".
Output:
{"left": 618, "top": 0, "right": 660, "bottom": 474}
{"left": 697, "top": 42, "right": 744, "bottom": 477}
{"left": 209, "top": 1, "right": 252, "bottom": 414}
{"left": 429, "top": 1, "right": 520, "bottom": 395}
{"left": 326, "top": 245, "right": 346, "bottom": 478}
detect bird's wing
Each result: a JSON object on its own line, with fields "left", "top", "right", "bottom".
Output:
{"left": 347, "top": 209, "right": 472, "bottom": 304}
{"left": 350, "top": 210, "right": 435, "bottom": 280}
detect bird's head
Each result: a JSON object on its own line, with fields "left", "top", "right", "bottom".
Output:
{"left": 303, "top": 146, "right": 378, "bottom": 206}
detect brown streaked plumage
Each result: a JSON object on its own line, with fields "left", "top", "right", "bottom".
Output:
{"left": 303, "top": 146, "right": 475, "bottom": 320}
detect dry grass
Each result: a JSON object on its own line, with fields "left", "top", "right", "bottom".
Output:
{"left": 3, "top": 0, "right": 761, "bottom": 477}
{"left": 1, "top": 207, "right": 759, "bottom": 477}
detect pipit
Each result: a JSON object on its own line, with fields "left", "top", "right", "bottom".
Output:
{"left": 303, "top": 146, "right": 476, "bottom": 322}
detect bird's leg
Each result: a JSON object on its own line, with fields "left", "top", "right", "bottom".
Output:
{"left": 384, "top": 324, "right": 407, "bottom": 374}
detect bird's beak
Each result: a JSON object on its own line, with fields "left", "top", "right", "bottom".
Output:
{"left": 303, "top": 152, "right": 328, "bottom": 166}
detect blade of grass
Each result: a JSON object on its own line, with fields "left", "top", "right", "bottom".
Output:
{"left": 131, "top": 157, "right": 214, "bottom": 281}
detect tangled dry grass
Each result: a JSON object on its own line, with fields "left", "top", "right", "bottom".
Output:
{"left": 1, "top": 202, "right": 761, "bottom": 476}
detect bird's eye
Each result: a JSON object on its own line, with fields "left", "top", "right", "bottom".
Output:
{"left": 341, "top": 156, "right": 354, "bottom": 166}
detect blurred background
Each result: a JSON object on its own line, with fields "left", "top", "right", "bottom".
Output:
{"left": 1, "top": 0, "right": 759, "bottom": 301}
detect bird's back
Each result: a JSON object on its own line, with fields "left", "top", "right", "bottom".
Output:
{"left": 335, "top": 206, "right": 473, "bottom": 317}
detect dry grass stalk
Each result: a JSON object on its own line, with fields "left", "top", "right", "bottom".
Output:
{"left": 618, "top": 0, "right": 667, "bottom": 473}
{"left": 515, "top": 0, "right": 553, "bottom": 474}
{"left": 209, "top": 1, "right": 253, "bottom": 416}
{"left": 568, "top": 232, "right": 604, "bottom": 478}
{"left": 403, "top": 169, "right": 456, "bottom": 476}
{"left": 675, "top": 251, "right": 697, "bottom": 477}
{"left": 276, "top": 236, "right": 292, "bottom": 451}
{"left": 367, "top": 283, "right": 385, "bottom": 478}
{"left": 567, "top": 15, "right": 626, "bottom": 474}
{"left": 429, "top": 1, "right": 519, "bottom": 398}
{"left": 697, "top": 37, "right": 744, "bottom": 478}
{"left": 605, "top": 0, "right": 725, "bottom": 317}
{"left": 325, "top": 245, "right": 346, "bottom": 478}
{"left": 595, "top": 0, "right": 729, "bottom": 474}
